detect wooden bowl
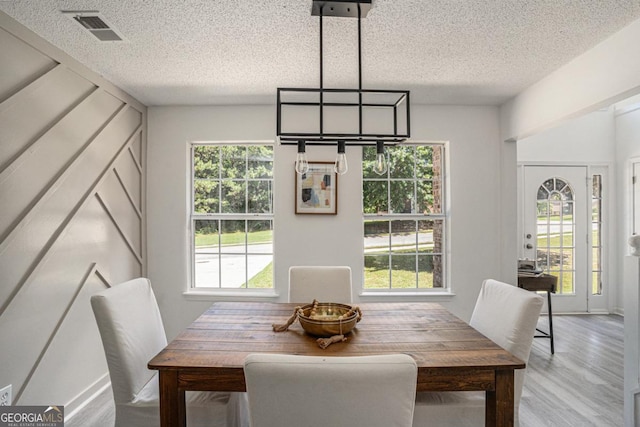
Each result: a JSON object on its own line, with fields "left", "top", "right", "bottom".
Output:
{"left": 298, "top": 302, "right": 359, "bottom": 338}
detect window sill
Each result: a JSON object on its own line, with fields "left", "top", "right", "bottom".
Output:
{"left": 358, "top": 291, "right": 455, "bottom": 299}
{"left": 183, "top": 289, "right": 280, "bottom": 301}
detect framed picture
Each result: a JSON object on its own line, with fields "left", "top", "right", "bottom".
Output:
{"left": 295, "top": 162, "right": 338, "bottom": 214}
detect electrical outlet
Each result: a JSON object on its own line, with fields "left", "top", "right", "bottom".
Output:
{"left": 0, "top": 385, "right": 11, "bottom": 406}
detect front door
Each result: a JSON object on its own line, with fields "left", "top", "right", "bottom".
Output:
{"left": 523, "top": 166, "right": 588, "bottom": 313}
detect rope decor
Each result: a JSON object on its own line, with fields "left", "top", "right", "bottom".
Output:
{"left": 272, "top": 299, "right": 362, "bottom": 349}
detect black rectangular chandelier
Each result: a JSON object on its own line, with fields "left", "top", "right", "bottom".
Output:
{"left": 276, "top": 0, "right": 411, "bottom": 148}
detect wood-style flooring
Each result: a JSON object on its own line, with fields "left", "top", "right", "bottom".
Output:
{"left": 520, "top": 314, "right": 623, "bottom": 427}
{"left": 67, "top": 314, "right": 623, "bottom": 427}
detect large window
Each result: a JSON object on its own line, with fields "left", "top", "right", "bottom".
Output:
{"left": 362, "top": 144, "right": 446, "bottom": 290}
{"left": 191, "top": 144, "right": 274, "bottom": 289}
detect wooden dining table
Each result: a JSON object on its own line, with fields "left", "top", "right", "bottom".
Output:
{"left": 148, "top": 301, "right": 524, "bottom": 427}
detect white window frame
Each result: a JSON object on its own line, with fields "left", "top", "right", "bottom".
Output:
{"left": 187, "top": 141, "right": 276, "bottom": 297}
{"left": 361, "top": 142, "right": 449, "bottom": 294}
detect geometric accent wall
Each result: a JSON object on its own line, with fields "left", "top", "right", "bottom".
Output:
{"left": 0, "top": 12, "right": 146, "bottom": 411}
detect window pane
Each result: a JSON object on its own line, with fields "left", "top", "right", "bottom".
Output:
{"left": 562, "top": 249, "right": 573, "bottom": 269}
{"left": 248, "top": 180, "right": 273, "bottom": 213}
{"left": 363, "top": 181, "right": 388, "bottom": 213}
{"left": 537, "top": 186, "right": 548, "bottom": 200}
{"left": 592, "top": 175, "right": 602, "bottom": 197}
{"left": 220, "top": 220, "right": 246, "bottom": 250}
{"left": 537, "top": 248, "right": 549, "bottom": 269}
{"left": 221, "top": 180, "right": 247, "bottom": 213}
{"left": 220, "top": 254, "right": 246, "bottom": 288}
{"left": 563, "top": 201, "right": 574, "bottom": 216}
{"left": 194, "top": 180, "right": 219, "bottom": 214}
{"left": 418, "top": 254, "right": 441, "bottom": 288}
{"left": 246, "top": 255, "right": 273, "bottom": 288}
{"left": 390, "top": 180, "right": 414, "bottom": 213}
{"left": 247, "top": 146, "right": 273, "bottom": 179}
{"left": 415, "top": 146, "right": 433, "bottom": 178}
{"left": 537, "top": 201, "right": 548, "bottom": 219}
{"left": 221, "top": 146, "right": 246, "bottom": 178}
{"left": 592, "top": 200, "right": 600, "bottom": 221}
{"left": 391, "top": 254, "right": 416, "bottom": 288}
{"left": 194, "top": 253, "right": 220, "bottom": 288}
{"left": 592, "top": 271, "right": 601, "bottom": 295}
{"left": 247, "top": 220, "right": 273, "bottom": 254}
{"left": 549, "top": 249, "right": 562, "bottom": 269}
{"left": 389, "top": 146, "right": 414, "bottom": 179}
{"left": 592, "top": 224, "right": 600, "bottom": 246}
{"left": 391, "top": 220, "right": 416, "bottom": 251}
{"left": 194, "top": 146, "right": 219, "bottom": 179}
{"left": 560, "top": 271, "right": 574, "bottom": 294}
{"left": 194, "top": 220, "right": 219, "bottom": 252}
{"left": 417, "top": 220, "right": 435, "bottom": 254}
{"left": 417, "top": 180, "right": 436, "bottom": 214}
{"left": 364, "top": 220, "right": 389, "bottom": 238}
{"left": 364, "top": 255, "right": 390, "bottom": 289}
{"left": 560, "top": 184, "right": 573, "bottom": 200}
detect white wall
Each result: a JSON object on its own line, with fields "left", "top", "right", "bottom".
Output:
{"left": 147, "top": 104, "right": 509, "bottom": 339}
{"left": 517, "top": 109, "right": 616, "bottom": 163}
{"left": 0, "top": 11, "right": 146, "bottom": 412}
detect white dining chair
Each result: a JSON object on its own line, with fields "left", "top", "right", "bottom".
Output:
{"left": 91, "top": 277, "right": 247, "bottom": 427}
{"left": 288, "top": 265, "right": 352, "bottom": 303}
{"left": 244, "top": 353, "right": 417, "bottom": 427}
{"left": 412, "top": 279, "right": 544, "bottom": 427}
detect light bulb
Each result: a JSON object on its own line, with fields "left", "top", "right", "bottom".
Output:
{"left": 334, "top": 140, "right": 348, "bottom": 175}
{"left": 374, "top": 141, "right": 387, "bottom": 175}
{"left": 295, "top": 140, "right": 309, "bottom": 175}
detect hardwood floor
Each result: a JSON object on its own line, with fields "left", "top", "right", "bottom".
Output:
{"left": 520, "top": 314, "right": 623, "bottom": 427}
{"left": 67, "top": 314, "right": 623, "bottom": 427}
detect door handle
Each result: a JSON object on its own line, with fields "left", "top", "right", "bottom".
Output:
{"left": 525, "top": 243, "right": 533, "bottom": 249}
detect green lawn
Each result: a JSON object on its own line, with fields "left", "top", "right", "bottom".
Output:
{"left": 364, "top": 268, "right": 435, "bottom": 289}
{"left": 246, "top": 262, "right": 273, "bottom": 288}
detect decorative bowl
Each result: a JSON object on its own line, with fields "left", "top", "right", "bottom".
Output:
{"left": 298, "top": 302, "right": 360, "bottom": 338}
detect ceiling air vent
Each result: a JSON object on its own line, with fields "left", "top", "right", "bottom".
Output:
{"left": 62, "top": 11, "right": 125, "bottom": 42}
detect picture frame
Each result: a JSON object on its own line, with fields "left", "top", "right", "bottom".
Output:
{"left": 295, "top": 161, "right": 338, "bottom": 214}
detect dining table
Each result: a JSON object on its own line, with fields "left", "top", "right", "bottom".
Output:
{"left": 148, "top": 301, "right": 524, "bottom": 427}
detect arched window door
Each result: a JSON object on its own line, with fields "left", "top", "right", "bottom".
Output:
{"left": 523, "top": 166, "right": 589, "bottom": 313}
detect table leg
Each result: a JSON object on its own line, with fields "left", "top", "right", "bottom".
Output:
{"left": 547, "top": 290, "right": 555, "bottom": 354}
{"left": 485, "top": 370, "right": 514, "bottom": 427}
{"left": 158, "top": 370, "right": 186, "bottom": 427}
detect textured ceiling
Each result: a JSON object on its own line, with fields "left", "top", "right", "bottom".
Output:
{"left": 2, "top": 0, "right": 640, "bottom": 106}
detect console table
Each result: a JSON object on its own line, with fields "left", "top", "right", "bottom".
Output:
{"left": 517, "top": 274, "right": 556, "bottom": 354}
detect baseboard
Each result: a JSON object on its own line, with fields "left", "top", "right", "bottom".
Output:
{"left": 613, "top": 307, "right": 624, "bottom": 316}
{"left": 64, "top": 373, "right": 110, "bottom": 421}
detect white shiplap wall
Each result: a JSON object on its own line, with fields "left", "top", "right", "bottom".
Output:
{"left": 0, "top": 11, "right": 146, "bottom": 412}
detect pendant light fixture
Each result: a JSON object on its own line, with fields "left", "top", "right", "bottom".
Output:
{"left": 373, "top": 140, "right": 387, "bottom": 175}
{"left": 277, "top": 0, "right": 411, "bottom": 175}
{"left": 334, "top": 140, "right": 348, "bottom": 175}
{"left": 295, "top": 140, "right": 309, "bottom": 174}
